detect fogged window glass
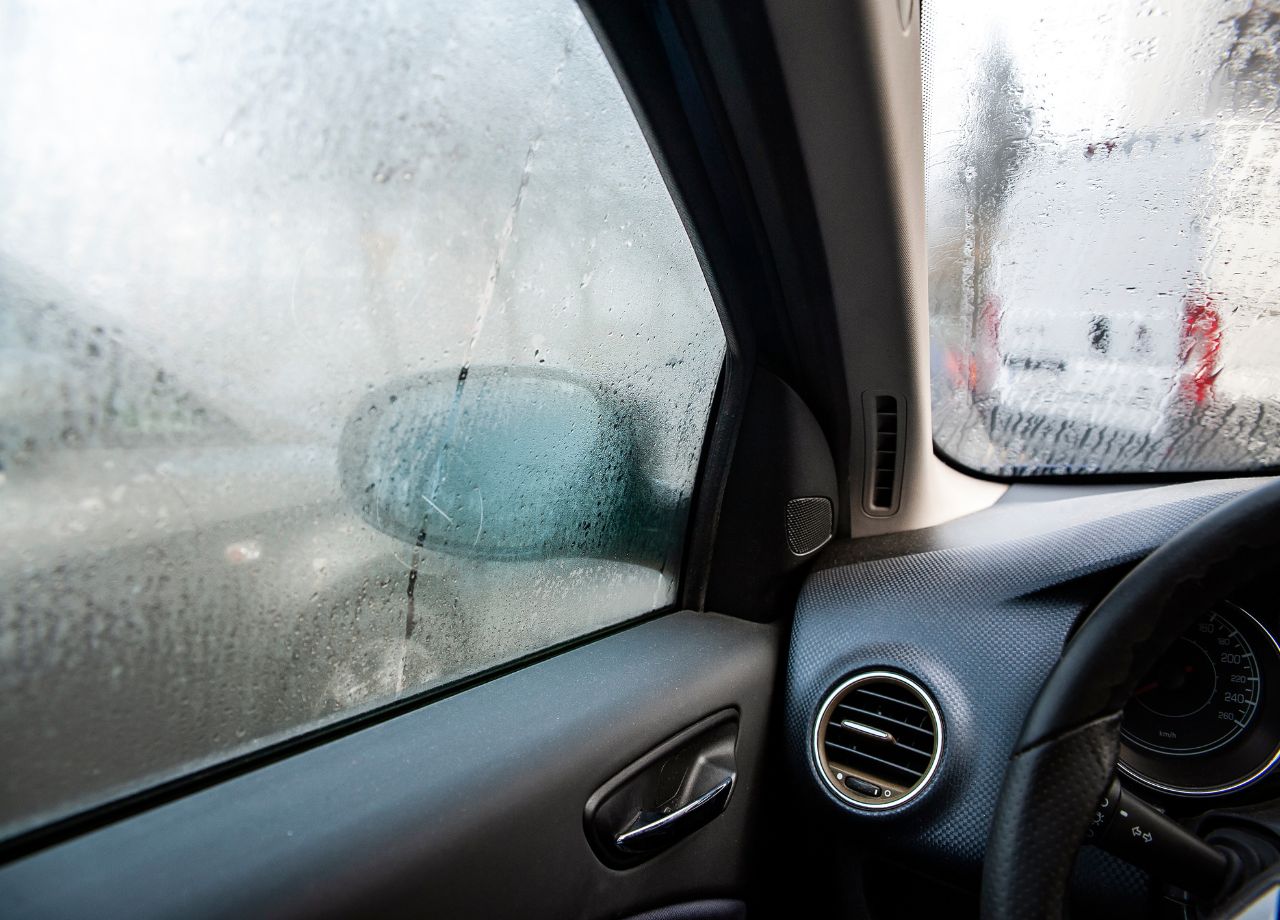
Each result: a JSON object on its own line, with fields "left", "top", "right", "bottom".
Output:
{"left": 0, "top": 0, "right": 725, "bottom": 839}
{"left": 924, "top": 0, "right": 1280, "bottom": 476}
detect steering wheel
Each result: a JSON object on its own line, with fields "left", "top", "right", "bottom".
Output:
{"left": 981, "top": 478, "right": 1280, "bottom": 920}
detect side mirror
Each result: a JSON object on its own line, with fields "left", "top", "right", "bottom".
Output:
{"left": 338, "top": 367, "right": 682, "bottom": 567}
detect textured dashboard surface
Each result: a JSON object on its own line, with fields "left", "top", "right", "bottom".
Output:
{"left": 786, "top": 478, "right": 1270, "bottom": 880}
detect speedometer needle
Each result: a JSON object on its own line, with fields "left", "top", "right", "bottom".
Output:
{"left": 1135, "top": 681, "right": 1160, "bottom": 696}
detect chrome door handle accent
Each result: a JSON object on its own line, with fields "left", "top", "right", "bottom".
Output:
{"left": 613, "top": 775, "right": 734, "bottom": 854}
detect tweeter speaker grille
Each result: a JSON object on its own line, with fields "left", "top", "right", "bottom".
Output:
{"left": 785, "top": 496, "right": 833, "bottom": 557}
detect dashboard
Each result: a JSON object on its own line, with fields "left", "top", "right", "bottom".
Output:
{"left": 785, "top": 477, "right": 1276, "bottom": 910}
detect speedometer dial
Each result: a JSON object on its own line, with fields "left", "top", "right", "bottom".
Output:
{"left": 1119, "top": 601, "right": 1280, "bottom": 797}
{"left": 1121, "top": 608, "right": 1260, "bottom": 756}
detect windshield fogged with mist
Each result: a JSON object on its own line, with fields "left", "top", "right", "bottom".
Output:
{"left": 925, "top": 0, "right": 1280, "bottom": 476}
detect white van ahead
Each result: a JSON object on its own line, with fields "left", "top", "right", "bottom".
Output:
{"left": 967, "top": 128, "right": 1223, "bottom": 437}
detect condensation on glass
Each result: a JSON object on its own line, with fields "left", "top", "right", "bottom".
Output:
{"left": 924, "top": 0, "right": 1280, "bottom": 476}
{"left": 0, "top": 0, "right": 725, "bottom": 839}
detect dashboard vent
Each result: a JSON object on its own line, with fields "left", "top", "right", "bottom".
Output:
{"left": 813, "top": 671, "right": 942, "bottom": 809}
{"left": 862, "top": 392, "right": 903, "bottom": 515}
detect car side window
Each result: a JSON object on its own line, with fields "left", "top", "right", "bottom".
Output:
{"left": 0, "top": 0, "right": 725, "bottom": 840}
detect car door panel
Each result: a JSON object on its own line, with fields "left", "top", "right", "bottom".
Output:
{"left": 1, "top": 611, "right": 777, "bottom": 920}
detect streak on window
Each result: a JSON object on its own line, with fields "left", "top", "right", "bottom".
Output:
{"left": 0, "top": 0, "right": 725, "bottom": 839}
{"left": 924, "top": 0, "right": 1280, "bottom": 476}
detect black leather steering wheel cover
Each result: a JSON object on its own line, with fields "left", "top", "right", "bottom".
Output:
{"left": 982, "top": 478, "right": 1280, "bottom": 920}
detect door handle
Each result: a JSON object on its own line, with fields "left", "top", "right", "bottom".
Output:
{"left": 584, "top": 710, "right": 739, "bottom": 867}
{"left": 613, "top": 774, "right": 735, "bottom": 855}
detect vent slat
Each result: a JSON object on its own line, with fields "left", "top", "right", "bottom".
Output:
{"left": 835, "top": 705, "right": 934, "bottom": 739}
{"left": 827, "top": 730, "right": 932, "bottom": 766}
{"left": 823, "top": 741, "right": 925, "bottom": 783}
{"left": 851, "top": 687, "right": 927, "bottom": 714}
{"left": 826, "top": 723, "right": 934, "bottom": 760}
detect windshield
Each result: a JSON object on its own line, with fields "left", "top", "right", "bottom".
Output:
{"left": 924, "top": 0, "right": 1280, "bottom": 477}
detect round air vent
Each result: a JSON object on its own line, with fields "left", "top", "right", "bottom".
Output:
{"left": 813, "top": 670, "right": 942, "bottom": 809}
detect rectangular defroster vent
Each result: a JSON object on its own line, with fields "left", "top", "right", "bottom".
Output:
{"left": 862, "top": 392, "right": 904, "bottom": 516}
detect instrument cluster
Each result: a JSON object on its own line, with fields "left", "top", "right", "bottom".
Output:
{"left": 1119, "top": 591, "right": 1280, "bottom": 799}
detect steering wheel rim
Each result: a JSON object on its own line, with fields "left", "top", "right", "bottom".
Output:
{"left": 981, "top": 478, "right": 1280, "bottom": 920}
